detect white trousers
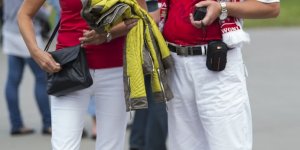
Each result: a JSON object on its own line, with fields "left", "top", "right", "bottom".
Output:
{"left": 51, "top": 67, "right": 128, "bottom": 150}
{"left": 167, "top": 47, "right": 252, "bottom": 150}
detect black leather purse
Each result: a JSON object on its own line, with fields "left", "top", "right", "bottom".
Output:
{"left": 44, "top": 21, "right": 93, "bottom": 96}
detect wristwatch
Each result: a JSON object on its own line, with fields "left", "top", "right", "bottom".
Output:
{"left": 219, "top": 2, "right": 228, "bottom": 20}
{"left": 106, "top": 32, "right": 112, "bottom": 43}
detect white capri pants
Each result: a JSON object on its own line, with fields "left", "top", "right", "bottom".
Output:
{"left": 51, "top": 67, "right": 128, "bottom": 150}
{"left": 167, "top": 47, "right": 252, "bottom": 150}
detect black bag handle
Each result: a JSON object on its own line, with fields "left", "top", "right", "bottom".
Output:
{"left": 44, "top": 20, "right": 60, "bottom": 52}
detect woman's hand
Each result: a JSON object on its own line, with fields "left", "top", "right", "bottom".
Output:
{"left": 79, "top": 18, "right": 138, "bottom": 46}
{"left": 190, "top": 0, "right": 221, "bottom": 28}
{"left": 31, "top": 50, "right": 61, "bottom": 73}
{"left": 124, "top": 18, "right": 138, "bottom": 32}
{"left": 79, "top": 30, "right": 107, "bottom": 46}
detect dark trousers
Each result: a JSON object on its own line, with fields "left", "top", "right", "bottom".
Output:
{"left": 5, "top": 55, "right": 51, "bottom": 132}
{"left": 130, "top": 1, "right": 166, "bottom": 149}
{"left": 129, "top": 76, "right": 168, "bottom": 150}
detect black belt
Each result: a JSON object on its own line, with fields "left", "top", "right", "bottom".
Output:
{"left": 168, "top": 44, "right": 207, "bottom": 56}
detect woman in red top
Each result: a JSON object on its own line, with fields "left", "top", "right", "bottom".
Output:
{"left": 18, "top": 0, "right": 146, "bottom": 149}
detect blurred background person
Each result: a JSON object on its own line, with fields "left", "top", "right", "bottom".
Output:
{"left": 129, "top": 76, "right": 168, "bottom": 150}
{"left": 47, "top": 0, "right": 60, "bottom": 23}
{"left": 2, "top": 0, "right": 51, "bottom": 135}
{"left": 87, "top": 96, "right": 97, "bottom": 140}
{"left": 0, "top": 0, "right": 3, "bottom": 43}
{"left": 129, "top": 1, "right": 168, "bottom": 150}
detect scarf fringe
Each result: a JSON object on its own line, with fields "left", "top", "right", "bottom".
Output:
{"left": 222, "top": 28, "right": 250, "bottom": 48}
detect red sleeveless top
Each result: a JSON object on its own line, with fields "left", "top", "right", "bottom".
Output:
{"left": 57, "top": 0, "right": 124, "bottom": 69}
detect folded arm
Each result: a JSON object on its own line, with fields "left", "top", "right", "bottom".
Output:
{"left": 79, "top": 0, "right": 148, "bottom": 46}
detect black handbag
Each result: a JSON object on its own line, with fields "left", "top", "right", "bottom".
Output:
{"left": 44, "top": 21, "right": 93, "bottom": 96}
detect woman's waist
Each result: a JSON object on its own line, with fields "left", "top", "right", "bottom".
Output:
{"left": 85, "top": 48, "right": 123, "bottom": 69}
{"left": 56, "top": 33, "right": 125, "bottom": 50}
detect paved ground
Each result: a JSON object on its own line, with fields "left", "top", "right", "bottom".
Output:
{"left": 1, "top": 27, "right": 300, "bottom": 150}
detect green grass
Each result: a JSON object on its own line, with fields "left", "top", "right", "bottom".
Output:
{"left": 244, "top": 0, "right": 300, "bottom": 28}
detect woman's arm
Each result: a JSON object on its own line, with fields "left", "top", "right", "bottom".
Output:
{"left": 149, "top": 9, "right": 160, "bottom": 24}
{"left": 110, "top": 0, "right": 148, "bottom": 38}
{"left": 190, "top": 0, "right": 280, "bottom": 28}
{"left": 108, "top": 0, "right": 148, "bottom": 39}
{"left": 18, "top": 0, "right": 61, "bottom": 73}
{"left": 137, "top": 0, "right": 148, "bottom": 11}
{"left": 79, "top": 0, "right": 148, "bottom": 46}
{"left": 79, "top": 19, "right": 139, "bottom": 46}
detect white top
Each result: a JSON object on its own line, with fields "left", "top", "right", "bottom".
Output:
{"left": 2, "top": 0, "right": 48, "bottom": 58}
{"left": 2, "top": 30, "right": 44, "bottom": 58}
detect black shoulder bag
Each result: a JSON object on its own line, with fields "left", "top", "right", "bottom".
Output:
{"left": 44, "top": 21, "right": 93, "bottom": 96}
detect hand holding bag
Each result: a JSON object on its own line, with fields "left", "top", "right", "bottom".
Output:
{"left": 44, "top": 21, "right": 93, "bottom": 96}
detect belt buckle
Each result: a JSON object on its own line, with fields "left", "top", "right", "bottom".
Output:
{"left": 176, "top": 46, "right": 189, "bottom": 56}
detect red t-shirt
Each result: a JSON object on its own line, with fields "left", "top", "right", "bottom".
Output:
{"left": 162, "top": 0, "right": 222, "bottom": 46}
{"left": 57, "top": 0, "right": 124, "bottom": 69}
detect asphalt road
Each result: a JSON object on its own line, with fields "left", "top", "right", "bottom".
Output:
{"left": 0, "top": 27, "right": 300, "bottom": 150}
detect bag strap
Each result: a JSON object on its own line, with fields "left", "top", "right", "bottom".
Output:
{"left": 44, "top": 20, "right": 60, "bottom": 52}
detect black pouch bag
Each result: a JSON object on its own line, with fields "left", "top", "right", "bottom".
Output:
{"left": 206, "top": 40, "right": 229, "bottom": 71}
{"left": 44, "top": 21, "right": 93, "bottom": 96}
{"left": 47, "top": 45, "right": 93, "bottom": 96}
